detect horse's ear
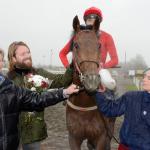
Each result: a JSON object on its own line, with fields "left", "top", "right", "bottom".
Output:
{"left": 93, "top": 16, "right": 100, "bottom": 32}
{"left": 73, "top": 15, "right": 80, "bottom": 32}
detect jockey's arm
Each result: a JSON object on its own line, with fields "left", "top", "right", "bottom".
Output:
{"left": 59, "top": 38, "right": 73, "bottom": 68}
{"left": 103, "top": 35, "right": 118, "bottom": 69}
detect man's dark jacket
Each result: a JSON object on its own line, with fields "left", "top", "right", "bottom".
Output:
{"left": 7, "top": 67, "right": 72, "bottom": 144}
{"left": 0, "top": 74, "right": 65, "bottom": 150}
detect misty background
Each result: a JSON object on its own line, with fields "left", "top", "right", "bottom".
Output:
{"left": 0, "top": 0, "right": 150, "bottom": 67}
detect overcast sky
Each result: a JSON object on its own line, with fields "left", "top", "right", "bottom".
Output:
{"left": 0, "top": 0, "right": 150, "bottom": 67}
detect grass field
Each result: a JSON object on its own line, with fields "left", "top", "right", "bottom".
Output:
{"left": 126, "top": 84, "right": 138, "bottom": 91}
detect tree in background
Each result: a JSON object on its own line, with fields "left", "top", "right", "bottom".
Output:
{"left": 121, "top": 54, "right": 147, "bottom": 71}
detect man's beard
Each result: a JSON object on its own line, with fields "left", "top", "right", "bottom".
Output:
{"left": 15, "top": 58, "right": 32, "bottom": 70}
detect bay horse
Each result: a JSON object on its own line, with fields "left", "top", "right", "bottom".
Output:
{"left": 66, "top": 16, "right": 116, "bottom": 150}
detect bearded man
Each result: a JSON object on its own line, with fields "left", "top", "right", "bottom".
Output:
{"left": 7, "top": 41, "right": 72, "bottom": 150}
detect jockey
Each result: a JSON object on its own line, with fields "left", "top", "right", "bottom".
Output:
{"left": 59, "top": 6, "right": 118, "bottom": 69}
{"left": 59, "top": 7, "right": 119, "bottom": 90}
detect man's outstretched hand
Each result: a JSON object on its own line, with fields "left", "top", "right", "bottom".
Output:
{"left": 64, "top": 84, "right": 79, "bottom": 95}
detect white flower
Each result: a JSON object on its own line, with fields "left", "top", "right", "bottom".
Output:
{"left": 31, "top": 75, "right": 42, "bottom": 86}
{"left": 34, "top": 80, "right": 41, "bottom": 87}
{"left": 31, "top": 87, "right": 36, "bottom": 91}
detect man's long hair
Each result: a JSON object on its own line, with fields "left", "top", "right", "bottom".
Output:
{"left": 8, "top": 41, "right": 30, "bottom": 71}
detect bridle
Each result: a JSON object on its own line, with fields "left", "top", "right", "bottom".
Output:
{"left": 72, "top": 31, "right": 101, "bottom": 83}
{"left": 66, "top": 30, "right": 101, "bottom": 111}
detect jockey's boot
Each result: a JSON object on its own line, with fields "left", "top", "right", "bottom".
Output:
{"left": 99, "top": 69, "right": 116, "bottom": 90}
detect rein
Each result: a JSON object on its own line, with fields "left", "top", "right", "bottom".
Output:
{"left": 101, "top": 114, "right": 120, "bottom": 144}
{"left": 66, "top": 100, "right": 97, "bottom": 111}
{"left": 72, "top": 30, "right": 100, "bottom": 76}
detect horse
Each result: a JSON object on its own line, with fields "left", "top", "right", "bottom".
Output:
{"left": 66, "top": 16, "right": 116, "bottom": 150}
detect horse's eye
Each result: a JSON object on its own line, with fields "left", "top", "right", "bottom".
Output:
{"left": 74, "top": 43, "right": 79, "bottom": 49}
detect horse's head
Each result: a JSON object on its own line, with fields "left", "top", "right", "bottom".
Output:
{"left": 72, "top": 16, "right": 101, "bottom": 93}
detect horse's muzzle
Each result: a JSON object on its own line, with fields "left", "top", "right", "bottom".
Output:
{"left": 81, "top": 74, "right": 101, "bottom": 93}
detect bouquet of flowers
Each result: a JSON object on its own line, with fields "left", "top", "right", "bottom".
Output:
{"left": 24, "top": 74, "right": 50, "bottom": 123}
{"left": 24, "top": 74, "right": 50, "bottom": 93}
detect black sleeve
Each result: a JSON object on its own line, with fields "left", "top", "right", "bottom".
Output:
{"left": 14, "top": 85, "right": 66, "bottom": 111}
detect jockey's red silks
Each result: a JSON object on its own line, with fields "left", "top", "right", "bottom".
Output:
{"left": 118, "top": 144, "right": 129, "bottom": 150}
{"left": 59, "top": 30, "right": 118, "bottom": 68}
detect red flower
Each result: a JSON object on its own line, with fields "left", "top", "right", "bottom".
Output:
{"left": 41, "top": 81, "right": 49, "bottom": 88}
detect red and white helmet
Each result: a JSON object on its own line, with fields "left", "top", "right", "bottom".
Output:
{"left": 83, "top": 7, "right": 103, "bottom": 21}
